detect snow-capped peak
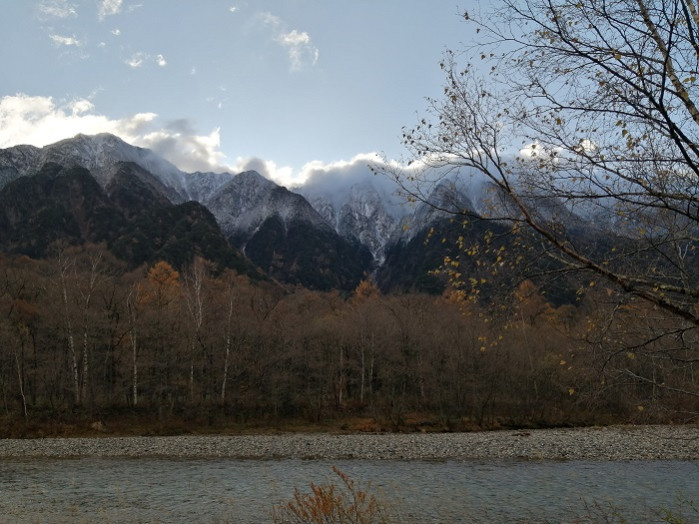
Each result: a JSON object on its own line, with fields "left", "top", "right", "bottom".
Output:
{"left": 38, "top": 133, "right": 188, "bottom": 198}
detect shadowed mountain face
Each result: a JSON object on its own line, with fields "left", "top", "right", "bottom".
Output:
{"left": 0, "top": 134, "right": 562, "bottom": 294}
{"left": 241, "top": 214, "right": 373, "bottom": 290}
{"left": 0, "top": 136, "right": 388, "bottom": 290}
{"left": 0, "top": 163, "right": 120, "bottom": 257}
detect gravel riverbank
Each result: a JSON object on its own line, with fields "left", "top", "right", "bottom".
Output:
{"left": 1, "top": 425, "right": 697, "bottom": 461}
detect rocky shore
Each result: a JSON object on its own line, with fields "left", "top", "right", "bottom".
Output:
{"left": 0, "top": 425, "right": 697, "bottom": 461}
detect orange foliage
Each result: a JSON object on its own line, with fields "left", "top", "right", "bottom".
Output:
{"left": 140, "top": 261, "right": 180, "bottom": 306}
{"left": 514, "top": 280, "right": 555, "bottom": 325}
{"left": 351, "top": 278, "right": 381, "bottom": 302}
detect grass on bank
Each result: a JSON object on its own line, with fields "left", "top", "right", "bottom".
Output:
{"left": 271, "top": 466, "right": 390, "bottom": 524}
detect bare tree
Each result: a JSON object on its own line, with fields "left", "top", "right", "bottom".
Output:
{"left": 380, "top": 0, "right": 699, "bottom": 403}
{"left": 139, "top": 261, "right": 182, "bottom": 410}
{"left": 126, "top": 281, "right": 141, "bottom": 406}
{"left": 387, "top": 0, "right": 698, "bottom": 321}
{"left": 218, "top": 271, "right": 243, "bottom": 405}
{"left": 0, "top": 266, "right": 39, "bottom": 419}
{"left": 57, "top": 250, "right": 80, "bottom": 404}
{"left": 181, "top": 258, "right": 208, "bottom": 403}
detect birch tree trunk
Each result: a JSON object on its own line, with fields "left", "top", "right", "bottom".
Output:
{"left": 221, "top": 281, "right": 235, "bottom": 404}
{"left": 126, "top": 284, "right": 140, "bottom": 406}
{"left": 58, "top": 252, "right": 79, "bottom": 405}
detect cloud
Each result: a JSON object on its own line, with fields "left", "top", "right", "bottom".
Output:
{"left": 297, "top": 154, "right": 393, "bottom": 190}
{"left": 38, "top": 0, "right": 77, "bottom": 19}
{"left": 0, "top": 94, "right": 151, "bottom": 149}
{"left": 300, "top": 155, "right": 380, "bottom": 184}
{"left": 0, "top": 94, "right": 232, "bottom": 174}
{"left": 229, "top": 6, "right": 238, "bottom": 13}
{"left": 0, "top": 94, "right": 405, "bottom": 191}
{"left": 233, "top": 156, "right": 295, "bottom": 185}
{"left": 98, "top": 0, "right": 122, "bottom": 21}
{"left": 279, "top": 30, "right": 319, "bottom": 71}
{"left": 111, "top": 28, "right": 121, "bottom": 36}
{"left": 125, "top": 53, "right": 145, "bottom": 68}
{"left": 140, "top": 124, "right": 227, "bottom": 173}
{"left": 229, "top": 153, "right": 395, "bottom": 190}
{"left": 258, "top": 12, "right": 319, "bottom": 72}
{"left": 70, "top": 99, "right": 94, "bottom": 115}
{"left": 49, "top": 34, "right": 81, "bottom": 46}
{"left": 125, "top": 52, "right": 167, "bottom": 68}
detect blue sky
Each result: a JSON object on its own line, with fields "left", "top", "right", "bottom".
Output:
{"left": 0, "top": 1, "right": 470, "bottom": 186}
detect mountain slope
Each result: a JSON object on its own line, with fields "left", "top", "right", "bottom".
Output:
{"left": 3, "top": 133, "right": 622, "bottom": 295}
{"left": 0, "top": 163, "right": 121, "bottom": 257}
{"left": 206, "top": 171, "right": 372, "bottom": 290}
{"left": 0, "top": 133, "right": 235, "bottom": 204}
{"left": 0, "top": 161, "right": 262, "bottom": 277}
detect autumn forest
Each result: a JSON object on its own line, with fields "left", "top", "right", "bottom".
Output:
{"left": 1, "top": 243, "right": 697, "bottom": 437}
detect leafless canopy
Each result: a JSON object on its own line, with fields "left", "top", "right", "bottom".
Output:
{"left": 389, "top": 0, "right": 698, "bottom": 326}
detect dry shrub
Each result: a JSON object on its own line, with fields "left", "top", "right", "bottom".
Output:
{"left": 272, "top": 466, "right": 389, "bottom": 524}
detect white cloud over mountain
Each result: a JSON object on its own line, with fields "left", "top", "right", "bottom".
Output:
{"left": 0, "top": 94, "right": 222, "bottom": 174}
{"left": 0, "top": 94, "right": 148, "bottom": 148}
{"left": 0, "top": 93, "right": 406, "bottom": 191}
{"left": 236, "top": 153, "right": 400, "bottom": 193}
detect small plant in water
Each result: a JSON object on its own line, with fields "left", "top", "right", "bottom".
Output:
{"left": 271, "top": 466, "right": 389, "bottom": 524}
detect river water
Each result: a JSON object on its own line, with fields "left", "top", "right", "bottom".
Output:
{"left": 0, "top": 458, "right": 696, "bottom": 523}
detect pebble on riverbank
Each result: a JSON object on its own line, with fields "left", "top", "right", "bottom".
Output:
{"left": 0, "top": 425, "right": 697, "bottom": 461}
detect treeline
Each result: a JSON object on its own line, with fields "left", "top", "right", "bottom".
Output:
{"left": 0, "top": 245, "right": 696, "bottom": 435}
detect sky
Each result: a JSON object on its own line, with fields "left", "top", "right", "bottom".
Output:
{"left": 0, "top": 1, "right": 472, "bottom": 187}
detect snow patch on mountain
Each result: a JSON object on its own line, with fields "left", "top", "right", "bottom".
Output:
{"left": 184, "top": 171, "right": 234, "bottom": 202}
{"left": 298, "top": 177, "right": 409, "bottom": 263}
{"left": 40, "top": 133, "right": 197, "bottom": 200}
{"left": 205, "top": 170, "right": 332, "bottom": 244}
{"left": 0, "top": 133, "right": 554, "bottom": 267}
{"left": 0, "top": 133, "right": 236, "bottom": 204}
{"left": 0, "top": 144, "right": 42, "bottom": 188}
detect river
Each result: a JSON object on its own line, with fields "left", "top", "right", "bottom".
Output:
{"left": 0, "top": 458, "right": 696, "bottom": 522}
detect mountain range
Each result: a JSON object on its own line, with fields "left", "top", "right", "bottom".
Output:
{"left": 0, "top": 134, "right": 405, "bottom": 290}
{"left": 0, "top": 132, "right": 606, "bottom": 295}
